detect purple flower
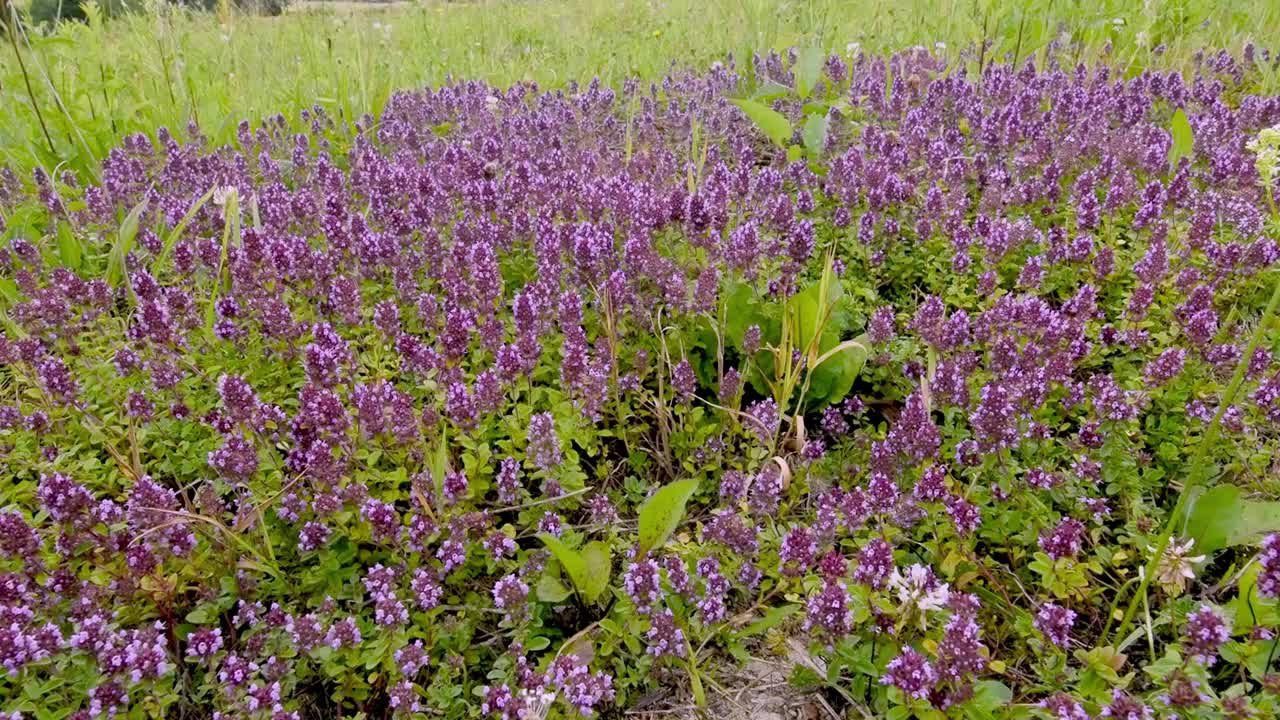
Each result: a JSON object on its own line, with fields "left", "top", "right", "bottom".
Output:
{"left": 742, "top": 325, "right": 762, "bottom": 355}
{"left": 645, "top": 608, "right": 685, "bottom": 658}
{"left": 185, "top": 628, "right": 223, "bottom": 660}
{"left": 361, "top": 498, "right": 400, "bottom": 544}
{"left": 1145, "top": 348, "right": 1187, "bottom": 386}
{"left": 854, "top": 538, "right": 895, "bottom": 589}
{"left": 623, "top": 559, "right": 662, "bottom": 614}
{"left": 1183, "top": 605, "right": 1230, "bottom": 666}
{"left": 526, "top": 412, "right": 563, "bottom": 471}
{"left": 745, "top": 398, "right": 779, "bottom": 444}
{"left": 868, "top": 306, "right": 896, "bottom": 344}
{"left": 412, "top": 568, "right": 443, "bottom": 611}
{"left": 880, "top": 647, "right": 937, "bottom": 699}
{"left": 1259, "top": 533, "right": 1280, "bottom": 598}
{"left": 298, "top": 522, "right": 331, "bottom": 552}
{"left": 1039, "top": 518, "right": 1086, "bottom": 560}
{"left": 779, "top": 526, "right": 818, "bottom": 576}
{"left": 207, "top": 435, "right": 259, "bottom": 479}
{"left": 37, "top": 472, "right": 93, "bottom": 523}
{"left": 887, "top": 393, "right": 940, "bottom": 462}
{"left": 443, "top": 471, "right": 469, "bottom": 504}
{"left": 493, "top": 574, "right": 530, "bottom": 622}
{"left": 671, "top": 359, "right": 697, "bottom": 402}
{"left": 1100, "top": 690, "right": 1153, "bottom": 720}
{"left": 1034, "top": 603, "right": 1076, "bottom": 648}
{"left": 802, "top": 579, "right": 854, "bottom": 643}
{"left": 495, "top": 458, "right": 523, "bottom": 504}
{"left": 936, "top": 613, "right": 986, "bottom": 681}
{"left": 395, "top": 639, "right": 429, "bottom": 676}
{"left": 325, "top": 617, "right": 361, "bottom": 649}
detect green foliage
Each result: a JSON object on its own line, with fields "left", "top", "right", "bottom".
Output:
{"left": 1186, "top": 484, "right": 1280, "bottom": 555}
{"left": 637, "top": 477, "right": 699, "bottom": 555}
{"left": 5, "top": 0, "right": 1280, "bottom": 180}
{"left": 1167, "top": 107, "right": 1194, "bottom": 170}
{"left": 729, "top": 98, "right": 791, "bottom": 147}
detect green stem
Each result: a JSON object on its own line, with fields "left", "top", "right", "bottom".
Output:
{"left": 1111, "top": 264, "right": 1280, "bottom": 645}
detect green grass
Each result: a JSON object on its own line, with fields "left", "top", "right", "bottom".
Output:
{"left": 3, "top": 0, "right": 1280, "bottom": 180}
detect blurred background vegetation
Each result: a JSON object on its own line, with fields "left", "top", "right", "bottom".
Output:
{"left": 2, "top": 0, "right": 1280, "bottom": 182}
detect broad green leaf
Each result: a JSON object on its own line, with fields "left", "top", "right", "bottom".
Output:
{"left": 539, "top": 534, "right": 587, "bottom": 597}
{"left": 737, "top": 603, "right": 801, "bottom": 637}
{"left": 1228, "top": 563, "right": 1280, "bottom": 630}
{"left": 56, "top": 224, "right": 82, "bottom": 270}
{"left": 788, "top": 277, "right": 842, "bottom": 359}
{"left": 786, "top": 144, "right": 804, "bottom": 162}
{"left": 580, "top": 541, "right": 612, "bottom": 602}
{"left": 0, "top": 277, "right": 19, "bottom": 303}
{"left": 159, "top": 185, "right": 217, "bottom": 267}
{"left": 536, "top": 573, "right": 572, "bottom": 603}
{"left": 638, "top": 478, "right": 699, "bottom": 555}
{"left": 808, "top": 333, "right": 868, "bottom": 406}
{"left": 964, "top": 680, "right": 1013, "bottom": 720}
{"left": 795, "top": 46, "right": 825, "bottom": 99}
{"left": 729, "top": 98, "right": 792, "bottom": 147}
{"left": 751, "top": 80, "right": 792, "bottom": 102}
{"left": 1229, "top": 499, "right": 1280, "bottom": 546}
{"left": 1185, "top": 484, "right": 1240, "bottom": 555}
{"left": 802, "top": 113, "right": 829, "bottom": 158}
{"left": 107, "top": 196, "right": 148, "bottom": 287}
{"left": 1168, "top": 108, "right": 1194, "bottom": 171}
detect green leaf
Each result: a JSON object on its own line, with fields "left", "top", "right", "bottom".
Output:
{"left": 185, "top": 605, "right": 216, "bottom": 624}
{"left": 786, "top": 144, "right": 804, "bottom": 163}
{"left": 637, "top": 478, "right": 699, "bottom": 555}
{"left": 107, "top": 196, "right": 148, "bottom": 288}
{"left": 751, "top": 80, "right": 792, "bottom": 102}
{"left": 158, "top": 185, "right": 218, "bottom": 267}
{"left": 1229, "top": 499, "right": 1280, "bottom": 546}
{"left": 795, "top": 46, "right": 825, "bottom": 99}
{"left": 729, "top": 98, "right": 792, "bottom": 147}
{"left": 1185, "top": 484, "right": 1241, "bottom": 555}
{"left": 809, "top": 333, "right": 869, "bottom": 406}
{"left": 580, "top": 541, "right": 612, "bottom": 603}
{"left": 802, "top": 113, "right": 829, "bottom": 159}
{"left": 1168, "top": 108, "right": 1194, "bottom": 171}
{"left": 536, "top": 573, "right": 572, "bottom": 603}
{"left": 0, "top": 277, "right": 19, "bottom": 304}
{"left": 56, "top": 224, "right": 82, "bottom": 270}
{"left": 539, "top": 534, "right": 587, "bottom": 597}
{"left": 788, "top": 277, "right": 843, "bottom": 358}
{"left": 736, "top": 603, "right": 801, "bottom": 637}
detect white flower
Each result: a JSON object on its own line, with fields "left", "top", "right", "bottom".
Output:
{"left": 1151, "top": 536, "right": 1205, "bottom": 596}
{"left": 846, "top": 42, "right": 861, "bottom": 56}
{"left": 1248, "top": 124, "right": 1280, "bottom": 190}
{"left": 212, "top": 186, "right": 238, "bottom": 207}
{"left": 889, "top": 564, "right": 950, "bottom": 614}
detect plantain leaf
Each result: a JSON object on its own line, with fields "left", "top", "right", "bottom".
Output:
{"left": 802, "top": 113, "right": 829, "bottom": 159}
{"left": 730, "top": 98, "right": 792, "bottom": 147}
{"left": 1168, "top": 108, "right": 1194, "bottom": 171}
{"left": 1184, "top": 484, "right": 1239, "bottom": 556}
{"left": 795, "top": 46, "right": 825, "bottom": 99}
{"left": 56, "top": 224, "right": 82, "bottom": 270}
{"left": 539, "top": 534, "right": 587, "bottom": 597}
{"left": 536, "top": 573, "right": 572, "bottom": 603}
{"left": 638, "top": 478, "right": 699, "bottom": 555}
{"left": 580, "top": 541, "right": 612, "bottom": 603}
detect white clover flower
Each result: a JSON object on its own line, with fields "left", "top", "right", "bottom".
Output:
{"left": 1247, "top": 124, "right": 1280, "bottom": 190}
{"left": 889, "top": 563, "right": 951, "bottom": 614}
{"left": 212, "top": 186, "right": 238, "bottom": 207}
{"left": 846, "top": 42, "right": 861, "bottom": 56}
{"left": 1151, "top": 536, "right": 1205, "bottom": 596}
